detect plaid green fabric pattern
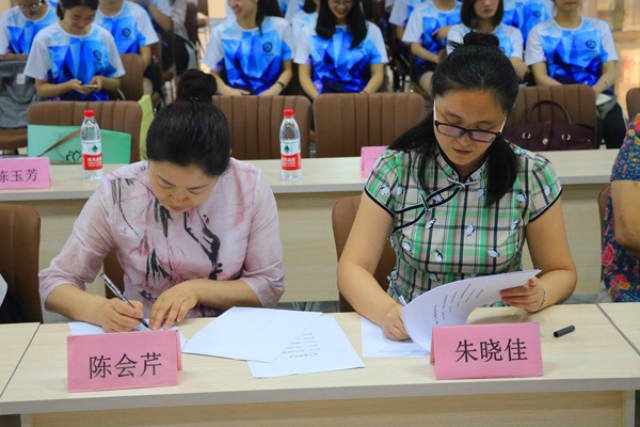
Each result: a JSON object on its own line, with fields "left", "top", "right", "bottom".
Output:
{"left": 365, "top": 144, "right": 561, "bottom": 303}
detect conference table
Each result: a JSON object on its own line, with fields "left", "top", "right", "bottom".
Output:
{"left": 0, "top": 149, "right": 618, "bottom": 302}
{"left": 0, "top": 304, "right": 638, "bottom": 426}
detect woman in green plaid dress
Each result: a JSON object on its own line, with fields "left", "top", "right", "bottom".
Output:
{"left": 338, "top": 32, "right": 577, "bottom": 341}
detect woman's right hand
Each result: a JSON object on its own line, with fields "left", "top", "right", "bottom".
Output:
{"left": 381, "top": 303, "right": 409, "bottom": 341}
{"left": 99, "top": 298, "right": 144, "bottom": 333}
{"left": 67, "top": 79, "right": 92, "bottom": 95}
{"left": 224, "top": 87, "right": 250, "bottom": 96}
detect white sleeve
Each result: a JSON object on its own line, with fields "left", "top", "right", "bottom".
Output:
{"left": 598, "top": 20, "right": 618, "bottom": 62}
{"left": 280, "top": 20, "right": 293, "bottom": 60}
{"left": 0, "top": 13, "right": 10, "bottom": 54}
{"left": 368, "top": 22, "right": 388, "bottom": 63}
{"left": 524, "top": 24, "right": 544, "bottom": 65}
{"left": 284, "top": 0, "right": 300, "bottom": 21}
{"left": 509, "top": 25, "right": 523, "bottom": 59}
{"left": 293, "top": 31, "right": 311, "bottom": 64}
{"left": 446, "top": 25, "right": 463, "bottom": 54}
{"left": 389, "top": 0, "right": 407, "bottom": 26}
{"left": 106, "top": 33, "right": 126, "bottom": 77}
{"left": 402, "top": 9, "right": 422, "bottom": 43}
{"left": 137, "top": 6, "right": 159, "bottom": 45}
{"left": 202, "top": 26, "right": 224, "bottom": 69}
{"left": 23, "top": 35, "right": 50, "bottom": 80}
{"left": 153, "top": 0, "right": 172, "bottom": 17}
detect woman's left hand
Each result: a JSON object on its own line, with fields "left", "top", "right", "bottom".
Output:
{"left": 149, "top": 281, "right": 200, "bottom": 330}
{"left": 88, "top": 76, "right": 104, "bottom": 92}
{"left": 499, "top": 277, "right": 546, "bottom": 313}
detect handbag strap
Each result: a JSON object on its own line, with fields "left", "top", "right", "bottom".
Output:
{"left": 527, "top": 100, "right": 573, "bottom": 124}
{"left": 36, "top": 129, "right": 81, "bottom": 157}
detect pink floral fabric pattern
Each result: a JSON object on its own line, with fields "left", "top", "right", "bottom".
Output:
{"left": 602, "top": 114, "right": 640, "bottom": 301}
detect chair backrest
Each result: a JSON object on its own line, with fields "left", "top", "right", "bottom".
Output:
{"left": 331, "top": 195, "right": 395, "bottom": 312}
{"left": 212, "top": 95, "right": 311, "bottom": 159}
{"left": 507, "top": 84, "right": 597, "bottom": 136}
{"left": 0, "top": 204, "right": 42, "bottom": 322}
{"left": 626, "top": 87, "right": 640, "bottom": 121}
{"left": 29, "top": 101, "right": 142, "bottom": 162}
{"left": 119, "top": 54, "right": 144, "bottom": 101}
{"left": 104, "top": 250, "right": 125, "bottom": 298}
{"left": 313, "top": 93, "right": 426, "bottom": 157}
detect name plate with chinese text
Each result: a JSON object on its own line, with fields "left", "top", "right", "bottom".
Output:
{"left": 67, "top": 330, "right": 182, "bottom": 392}
{"left": 0, "top": 157, "right": 50, "bottom": 190}
{"left": 430, "top": 322, "right": 542, "bottom": 380}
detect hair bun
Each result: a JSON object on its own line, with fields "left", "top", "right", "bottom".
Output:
{"left": 176, "top": 69, "right": 217, "bottom": 103}
{"left": 463, "top": 32, "right": 500, "bottom": 48}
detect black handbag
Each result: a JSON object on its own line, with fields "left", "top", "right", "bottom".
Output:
{"left": 504, "top": 100, "right": 597, "bottom": 151}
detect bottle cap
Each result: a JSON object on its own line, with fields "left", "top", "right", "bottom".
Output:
{"left": 283, "top": 109, "right": 294, "bottom": 117}
{"left": 84, "top": 110, "right": 95, "bottom": 118}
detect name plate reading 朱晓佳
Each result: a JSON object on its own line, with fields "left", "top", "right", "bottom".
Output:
{"left": 67, "top": 329, "right": 182, "bottom": 392}
{"left": 0, "top": 157, "right": 50, "bottom": 190}
{"left": 430, "top": 322, "right": 543, "bottom": 380}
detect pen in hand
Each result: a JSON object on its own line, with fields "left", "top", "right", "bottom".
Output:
{"left": 389, "top": 284, "right": 408, "bottom": 306}
{"left": 100, "top": 273, "right": 150, "bottom": 329}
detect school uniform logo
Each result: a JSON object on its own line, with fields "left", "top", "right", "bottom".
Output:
{"left": 93, "top": 49, "right": 103, "bottom": 61}
{"left": 121, "top": 27, "right": 132, "bottom": 39}
{"left": 532, "top": 10, "right": 541, "bottom": 18}
{"left": 262, "top": 42, "right": 273, "bottom": 53}
{"left": 585, "top": 40, "right": 597, "bottom": 49}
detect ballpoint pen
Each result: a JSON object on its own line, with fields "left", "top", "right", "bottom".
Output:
{"left": 100, "top": 273, "right": 150, "bottom": 329}
{"left": 389, "top": 283, "right": 408, "bottom": 306}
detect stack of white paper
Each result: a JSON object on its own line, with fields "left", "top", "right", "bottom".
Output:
{"left": 360, "top": 317, "right": 427, "bottom": 358}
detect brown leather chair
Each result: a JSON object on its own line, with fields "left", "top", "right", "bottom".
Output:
{"left": 0, "top": 128, "right": 27, "bottom": 153}
{"left": 29, "top": 100, "right": 142, "bottom": 162}
{"left": 119, "top": 54, "right": 145, "bottom": 101}
{"left": 0, "top": 204, "right": 42, "bottom": 322}
{"left": 332, "top": 195, "right": 396, "bottom": 312}
{"left": 506, "top": 84, "right": 597, "bottom": 142}
{"left": 212, "top": 95, "right": 311, "bottom": 159}
{"left": 626, "top": 87, "right": 640, "bottom": 121}
{"left": 313, "top": 92, "right": 426, "bottom": 157}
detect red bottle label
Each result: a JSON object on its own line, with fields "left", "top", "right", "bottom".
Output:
{"left": 281, "top": 153, "right": 301, "bottom": 170}
{"left": 83, "top": 153, "right": 103, "bottom": 170}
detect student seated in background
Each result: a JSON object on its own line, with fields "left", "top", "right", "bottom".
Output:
{"left": 600, "top": 114, "right": 640, "bottom": 302}
{"left": 39, "top": 74, "right": 285, "bottom": 332}
{"left": 295, "top": 0, "right": 388, "bottom": 99}
{"left": 401, "top": 0, "right": 461, "bottom": 98}
{"left": 291, "top": 0, "right": 318, "bottom": 35}
{"left": 519, "top": 0, "right": 553, "bottom": 46}
{"left": 203, "top": 0, "right": 293, "bottom": 96}
{"left": 0, "top": 0, "right": 57, "bottom": 55}
{"left": 447, "top": 0, "right": 528, "bottom": 83}
{"left": 94, "top": 0, "right": 158, "bottom": 70}
{"left": 170, "top": 0, "right": 199, "bottom": 76}
{"left": 338, "top": 32, "right": 576, "bottom": 341}
{"left": 23, "top": 0, "right": 125, "bottom": 100}
{"left": 388, "top": 0, "right": 428, "bottom": 39}
{"left": 525, "top": 0, "right": 625, "bottom": 149}
{"left": 501, "top": 0, "right": 523, "bottom": 30}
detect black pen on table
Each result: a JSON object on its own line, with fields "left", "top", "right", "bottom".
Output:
{"left": 100, "top": 273, "right": 150, "bottom": 329}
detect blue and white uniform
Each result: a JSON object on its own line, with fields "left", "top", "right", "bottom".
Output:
{"left": 389, "top": 0, "right": 430, "bottom": 27}
{"left": 402, "top": 1, "right": 461, "bottom": 75}
{"left": 525, "top": 17, "right": 617, "bottom": 93}
{"left": 203, "top": 16, "right": 293, "bottom": 94}
{"left": 284, "top": 0, "right": 304, "bottom": 22}
{"left": 0, "top": 4, "right": 57, "bottom": 54}
{"left": 502, "top": 0, "right": 524, "bottom": 30}
{"left": 24, "top": 23, "right": 125, "bottom": 101}
{"left": 138, "top": 0, "right": 171, "bottom": 33}
{"left": 291, "top": 11, "right": 317, "bottom": 36}
{"left": 447, "top": 23, "right": 523, "bottom": 59}
{"left": 294, "top": 21, "right": 388, "bottom": 93}
{"left": 94, "top": 1, "right": 158, "bottom": 54}
{"left": 519, "top": 0, "right": 553, "bottom": 45}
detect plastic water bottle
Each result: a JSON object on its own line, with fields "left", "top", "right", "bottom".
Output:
{"left": 280, "top": 109, "right": 302, "bottom": 181}
{"left": 81, "top": 109, "right": 103, "bottom": 180}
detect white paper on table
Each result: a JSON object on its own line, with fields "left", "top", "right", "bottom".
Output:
{"left": 360, "top": 317, "right": 428, "bottom": 358}
{"left": 68, "top": 320, "right": 188, "bottom": 350}
{"left": 182, "top": 306, "right": 323, "bottom": 362}
{"left": 248, "top": 315, "right": 364, "bottom": 378}
{"left": 402, "top": 269, "right": 540, "bottom": 351}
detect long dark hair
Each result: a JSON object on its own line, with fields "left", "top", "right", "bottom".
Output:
{"left": 56, "top": 0, "right": 98, "bottom": 19}
{"left": 316, "top": 0, "right": 367, "bottom": 49}
{"left": 176, "top": 69, "right": 217, "bottom": 102}
{"left": 389, "top": 32, "right": 519, "bottom": 206}
{"left": 146, "top": 101, "right": 231, "bottom": 177}
{"left": 460, "top": 0, "right": 503, "bottom": 29}
{"left": 256, "top": 0, "right": 283, "bottom": 31}
{"left": 302, "top": 0, "right": 318, "bottom": 13}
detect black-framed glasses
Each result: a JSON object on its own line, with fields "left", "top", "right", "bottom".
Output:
{"left": 433, "top": 105, "right": 505, "bottom": 143}
{"left": 18, "top": 0, "right": 44, "bottom": 12}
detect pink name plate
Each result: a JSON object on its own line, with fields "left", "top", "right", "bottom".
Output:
{"left": 0, "top": 157, "right": 50, "bottom": 190}
{"left": 430, "top": 322, "right": 543, "bottom": 380}
{"left": 67, "top": 330, "right": 182, "bottom": 392}
{"left": 360, "top": 146, "right": 387, "bottom": 178}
